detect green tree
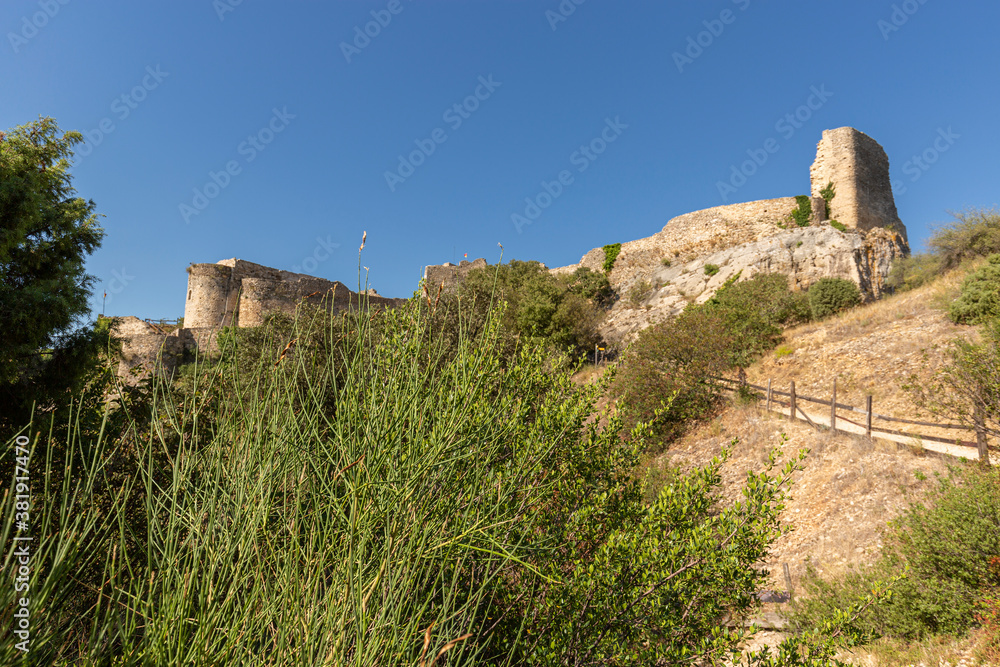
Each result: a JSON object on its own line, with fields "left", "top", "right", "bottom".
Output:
{"left": 457, "top": 260, "right": 607, "bottom": 358}
{"left": 0, "top": 117, "right": 105, "bottom": 427}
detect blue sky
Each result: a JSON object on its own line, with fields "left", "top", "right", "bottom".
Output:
{"left": 3, "top": 0, "right": 997, "bottom": 319}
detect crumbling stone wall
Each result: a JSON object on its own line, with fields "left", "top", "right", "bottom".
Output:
{"left": 423, "top": 258, "right": 488, "bottom": 293}
{"left": 810, "top": 127, "right": 907, "bottom": 242}
{"left": 113, "top": 316, "right": 190, "bottom": 384}
{"left": 184, "top": 258, "right": 405, "bottom": 328}
{"left": 117, "top": 260, "right": 406, "bottom": 381}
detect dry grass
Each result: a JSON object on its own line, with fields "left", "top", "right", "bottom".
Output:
{"left": 656, "top": 396, "right": 952, "bottom": 593}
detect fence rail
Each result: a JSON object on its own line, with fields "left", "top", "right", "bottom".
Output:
{"left": 712, "top": 376, "right": 996, "bottom": 461}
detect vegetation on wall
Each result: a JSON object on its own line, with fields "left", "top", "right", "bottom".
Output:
{"left": 790, "top": 195, "right": 813, "bottom": 227}
{"left": 602, "top": 243, "right": 622, "bottom": 273}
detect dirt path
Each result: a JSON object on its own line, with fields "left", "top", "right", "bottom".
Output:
{"left": 774, "top": 402, "right": 995, "bottom": 463}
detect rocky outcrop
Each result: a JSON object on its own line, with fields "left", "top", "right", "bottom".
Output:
{"left": 597, "top": 224, "right": 908, "bottom": 342}
{"left": 551, "top": 127, "right": 910, "bottom": 344}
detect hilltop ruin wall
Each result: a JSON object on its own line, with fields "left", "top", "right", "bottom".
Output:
{"left": 810, "top": 127, "right": 907, "bottom": 241}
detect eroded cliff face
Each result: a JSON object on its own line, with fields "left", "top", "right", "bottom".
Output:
{"left": 556, "top": 221, "right": 908, "bottom": 344}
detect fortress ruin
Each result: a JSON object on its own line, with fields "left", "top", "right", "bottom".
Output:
{"left": 810, "top": 127, "right": 907, "bottom": 241}
{"left": 114, "top": 259, "right": 404, "bottom": 381}
{"left": 118, "top": 126, "right": 912, "bottom": 371}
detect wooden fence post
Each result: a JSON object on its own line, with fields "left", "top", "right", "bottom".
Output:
{"left": 975, "top": 403, "right": 990, "bottom": 466}
{"left": 783, "top": 563, "right": 795, "bottom": 601}
{"left": 866, "top": 395, "right": 873, "bottom": 439}
{"left": 789, "top": 381, "right": 796, "bottom": 422}
{"left": 830, "top": 378, "right": 837, "bottom": 430}
{"left": 766, "top": 379, "right": 772, "bottom": 412}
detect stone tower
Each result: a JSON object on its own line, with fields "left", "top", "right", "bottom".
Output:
{"left": 810, "top": 127, "right": 907, "bottom": 243}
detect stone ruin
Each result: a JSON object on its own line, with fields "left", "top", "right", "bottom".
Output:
{"left": 422, "top": 257, "right": 488, "bottom": 293}
{"left": 114, "top": 259, "right": 405, "bottom": 381}
{"left": 810, "top": 127, "right": 907, "bottom": 242}
{"left": 544, "top": 126, "right": 911, "bottom": 341}
{"left": 117, "top": 126, "right": 912, "bottom": 373}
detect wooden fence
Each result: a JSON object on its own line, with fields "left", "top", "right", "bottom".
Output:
{"left": 714, "top": 376, "right": 997, "bottom": 463}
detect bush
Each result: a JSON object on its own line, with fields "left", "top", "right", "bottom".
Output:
{"left": 627, "top": 279, "right": 652, "bottom": 306}
{"left": 456, "top": 260, "right": 608, "bottom": 358}
{"left": 613, "top": 306, "right": 732, "bottom": 446}
{"left": 615, "top": 273, "right": 807, "bottom": 445}
{"left": 790, "top": 464, "right": 1000, "bottom": 639}
{"left": 949, "top": 254, "right": 1000, "bottom": 324}
{"left": 602, "top": 243, "right": 622, "bottom": 274}
{"left": 929, "top": 207, "right": 1000, "bottom": 269}
{"left": 1, "top": 299, "right": 867, "bottom": 666}
{"left": 704, "top": 263, "right": 720, "bottom": 276}
{"left": 809, "top": 277, "right": 861, "bottom": 319}
{"left": 887, "top": 253, "right": 942, "bottom": 292}
{"left": 829, "top": 219, "right": 847, "bottom": 232}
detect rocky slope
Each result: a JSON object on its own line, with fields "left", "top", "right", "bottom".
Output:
{"left": 554, "top": 200, "right": 908, "bottom": 343}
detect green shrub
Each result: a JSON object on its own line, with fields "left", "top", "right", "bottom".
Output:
{"left": 829, "top": 219, "right": 847, "bottom": 232}
{"left": 1, "top": 298, "right": 867, "bottom": 666}
{"left": 704, "top": 263, "right": 720, "bottom": 276}
{"left": 949, "top": 254, "right": 1000, "bottom": 324}
{"left": 661, "top": 257, "right": 671, "bottom": 267}
{"left": 790, "top": 195, "right": 812, "bottom": 227}
{"left": 886, "top": 253, "right": 941, "bottom": 292}
{"left": 457, "top": 260, "right": 607, "bottom": 358}
{"left": 627, "top": 279, "right": 652, "bottom": 306}
{"left": 790, "top": 464, "right": 1000, "bottom": 639}
{"left": 616, "top": 273, "right": 807, "bottom": 446}
{"left": 602, "top": 243, "right": 622, "bottom": 273}
{"left": 929, "top": 207, "right": 1000, "bottom": 269}
{"left": 809, "top": 277, "right": 861, "bottom": 319}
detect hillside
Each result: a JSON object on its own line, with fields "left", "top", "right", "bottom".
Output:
{"left": 639, "top": 266, "right": 992, "bottom": 662}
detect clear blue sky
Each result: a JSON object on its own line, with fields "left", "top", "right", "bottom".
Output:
{"left": 3, "top": 0, "right": 997, "bottom": 319}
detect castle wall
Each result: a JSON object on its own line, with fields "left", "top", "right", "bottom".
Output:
{"left": 423, "top": 258, "right": 488, "bottom": 293}
{"left": 184, "top": 263, "right": 235, "bottom": 328}
{"left": 810, "top": 127, "right": 907, "bottom": 242}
